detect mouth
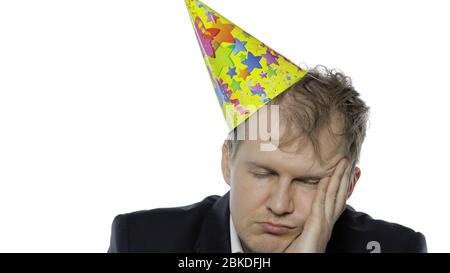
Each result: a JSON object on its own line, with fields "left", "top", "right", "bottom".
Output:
{"left": 258, "top": 222, "right": 295, "bottom": 235}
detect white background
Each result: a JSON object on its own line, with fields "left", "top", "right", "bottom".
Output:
{"left": 1, "top": 0, "right": 449, "bottom": 252}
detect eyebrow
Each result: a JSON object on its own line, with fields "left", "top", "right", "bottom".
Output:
{"left": 245, "top": 161, "right": 333, "bottom": 180}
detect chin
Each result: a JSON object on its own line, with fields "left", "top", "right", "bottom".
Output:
{"left": 244, "top": 234, "right": 290, "bottom": 253}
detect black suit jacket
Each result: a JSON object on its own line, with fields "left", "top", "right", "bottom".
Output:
{"left": 108, "top": 192, "right": 427, "bottom": 253}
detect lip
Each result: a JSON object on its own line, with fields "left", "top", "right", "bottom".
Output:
{"left": 258, "top": 222, "right": 294, "bottom": 235}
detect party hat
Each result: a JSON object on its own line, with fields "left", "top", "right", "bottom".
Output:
{"left": 185, "top": 0, "right": 307, "bottom": 130}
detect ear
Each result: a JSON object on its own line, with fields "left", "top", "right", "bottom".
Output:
{"left": 221, "top": 142, "right": 231, "bottom": 186}
{"left": 347, "top": 166, "right": 361, "bottom": 199}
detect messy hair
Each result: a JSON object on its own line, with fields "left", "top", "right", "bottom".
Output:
{"left": 225, "top": 65, "right": 370, "bottom": 170}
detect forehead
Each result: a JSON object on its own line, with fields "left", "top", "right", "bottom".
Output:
{"left": 233, "top": 109, "right": 346, "bottom": 175}
{"left": 236, "top": 138, "right": 344, "bottom": 177}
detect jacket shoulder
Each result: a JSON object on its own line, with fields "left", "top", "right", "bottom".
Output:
{"left": 108, "top": 195, "right": 220, "bottom": 253}
{"left": 328, "top": 206, "right": 427, "bottom": 253}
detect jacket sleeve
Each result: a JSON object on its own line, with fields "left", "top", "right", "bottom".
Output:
{"left": 107, "top": 214, "right": 129, "bottom": 253}
{"left": 406, "top": 231, "right": 427, "bottom": 253}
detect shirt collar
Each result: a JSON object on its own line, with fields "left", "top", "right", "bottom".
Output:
{"left": 229, "top": 214, "right": 244, "bottom": 253}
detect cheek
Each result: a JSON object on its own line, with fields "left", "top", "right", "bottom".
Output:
{"left": 229, "top": 169, "right": 269, "bottom": 218}
{"left": 293, "top": 187, "right": 317, "bottom": 219}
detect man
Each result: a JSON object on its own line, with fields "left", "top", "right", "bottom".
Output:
{"left": 108, "top": 0, "right": 426, "bottom": 253}
{"left": 108, "top": 67, "right": 427, "bottom": 253}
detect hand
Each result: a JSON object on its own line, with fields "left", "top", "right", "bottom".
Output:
{"left": 285, "top": 158, "right": 352, "bottom": 253}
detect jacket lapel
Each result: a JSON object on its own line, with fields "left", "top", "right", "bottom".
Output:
{"left": 194, "top": 192, "right": 232, "bottom": 253}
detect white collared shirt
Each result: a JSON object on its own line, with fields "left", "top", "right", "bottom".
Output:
{"left": 229, "top": 215, "right": 244, "bottom": 253}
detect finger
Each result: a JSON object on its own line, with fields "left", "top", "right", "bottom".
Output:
{"left": 324, "top": 159, "right": 347, "bottom": 211}
{"left": 334, "top": 162, "right": 352, "bottom": 218}
{"left": 310, "top": 176, "right": 330, "bottom": 218}
{"left": 324, "top": 158, "right": 348, "bottom": 221}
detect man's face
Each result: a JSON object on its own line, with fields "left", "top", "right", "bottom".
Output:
{"left": 222, "top": 112, "right": 357, "bottom": 253}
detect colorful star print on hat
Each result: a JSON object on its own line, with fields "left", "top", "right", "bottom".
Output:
{"left": 185, "top": 0, "right": 307, "bottom": 130}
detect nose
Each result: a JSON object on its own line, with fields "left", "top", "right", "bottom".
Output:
{"left": 266, "top": 179, "right": 294, "bottom": 216}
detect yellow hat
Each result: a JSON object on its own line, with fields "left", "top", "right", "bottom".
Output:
{"left": 185, "top": 0, "right": 307, "bottom": 130}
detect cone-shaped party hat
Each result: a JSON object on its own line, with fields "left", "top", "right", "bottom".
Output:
{"left": 185, "top": 0, "right": 307, "bottom": 130}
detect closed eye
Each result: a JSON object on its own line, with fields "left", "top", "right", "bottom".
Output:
{"left": 251, "top": 172, "right": 320, "bottom": 185}
{"left": 251, "top": 172, "right": 275, "bottom": 178}
{"left": 294, "top": 179, "right": 320, "bottom": 185}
